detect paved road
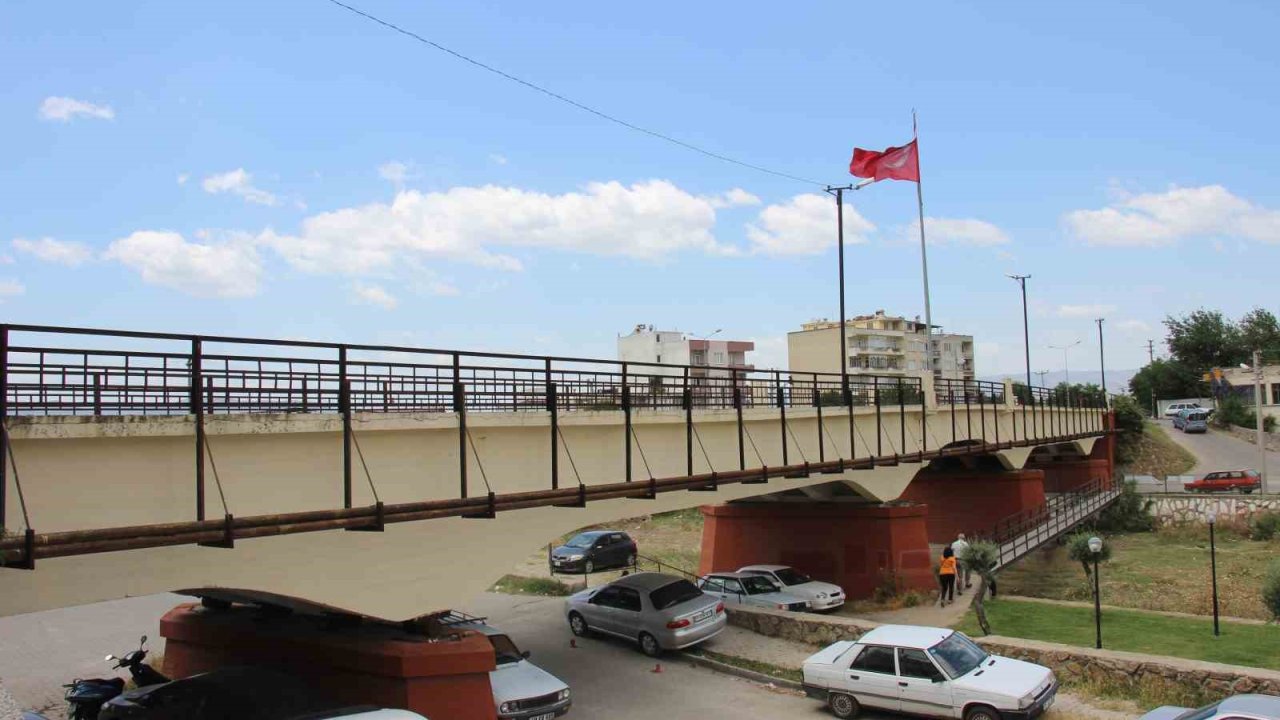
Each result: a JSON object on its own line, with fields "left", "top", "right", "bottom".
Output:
{"left": 2, "top": 591, "right": 833, "bottom": 719}
{"left": 0, "top": 593, "right": 183, "bottom": 714}
{"left": 1156, "top": 419, "right": 1280, "bottom": 484}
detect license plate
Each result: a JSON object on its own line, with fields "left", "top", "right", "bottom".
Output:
{"left": 692, "top": 609, "right": 713, "bottom": 623}
{"left": 531, "top": 714, "right": 555, "bottom": 720}
{"left": 553, "top": 560, "right": 564, "bottom": 566}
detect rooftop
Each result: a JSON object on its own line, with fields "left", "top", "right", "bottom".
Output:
{"left": 858, "top": 624, "right": 954, "bottom": 649}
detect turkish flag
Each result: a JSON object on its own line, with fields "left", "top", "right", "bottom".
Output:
{"left": 849, "top": 140, "right": 920, "bottom": 182}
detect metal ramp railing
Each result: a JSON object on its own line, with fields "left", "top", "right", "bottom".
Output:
{"left": 973, "top": 478, "right": 1122, "bottom": 571}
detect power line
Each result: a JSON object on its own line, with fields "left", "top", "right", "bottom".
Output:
{"left": 325, "top": 0, "right": 827, "bottom": 187}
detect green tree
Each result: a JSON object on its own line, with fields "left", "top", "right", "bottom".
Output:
{"left": 1066, "top": 531, "right": 1113, "bottom": 579}
{"left": 1239, "top": 308, "right": 1280, "bottom": 364}
{"left": 1128, "top": 359, "right": 1204, "bottom": 414}
{"left": 958, "top": 540, "right": 1000, "bottom": 635}
{"left": 1164, "top": 309, "right": 1244, "bottom": 370}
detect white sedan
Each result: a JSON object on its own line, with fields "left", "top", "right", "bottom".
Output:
{"left": 738, "top": 564, "right": 845, "bottom": 610}
{"left": 803, "top": 625, "right": 1056, "bottom": 720}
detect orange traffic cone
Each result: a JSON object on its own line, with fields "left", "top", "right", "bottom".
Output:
{"left": 651, "top": 663, "right": 663, "bottom": 674}
{"left": 569, "top": 638, "right": 577, "bottom": 649}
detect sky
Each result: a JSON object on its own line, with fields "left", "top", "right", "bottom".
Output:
{"left": 3, "top": 0, "right": 1279, "bottom": 382}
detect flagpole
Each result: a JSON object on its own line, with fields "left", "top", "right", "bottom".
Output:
{"left": 913, "top": 110, "right": 934, "bottom": 384}
{"left": 826, "top": 184, "right": 855, "bottom": 403}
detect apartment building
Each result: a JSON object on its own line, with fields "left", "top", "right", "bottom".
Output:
{"left": 616, "top": 325, "right": 754, "bottom": 379}
{"left": 787, "top": 310, "right": 975, "bottom": 382}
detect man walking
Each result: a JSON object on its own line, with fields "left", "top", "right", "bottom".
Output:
{"left": 951, "top": 533, "right": 972, "bottom": 594}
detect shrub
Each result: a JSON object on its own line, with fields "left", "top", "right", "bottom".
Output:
{"left": 1263, "top": 561, "right": 1280, "bottom": 621}
{"left": 1213, "top": 393, "right": 1278, "bottom": 432}
{"left": 1066, "top": 531, "right": 1113, "bottom": 578}
{"left": 1250, "top": 512, "right": 1280, "bottom": 541}
{"left": 1095, "top": 481, "right": 1156, "bottom": 533}
{"left": 959, "top": 540, "right": 1001, "bottom": 635}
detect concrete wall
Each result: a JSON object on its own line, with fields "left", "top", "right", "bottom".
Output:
{"left": 1, "top": 403, "right": 1096, "bottom": 618}
{"left": 1153, "top": 494, "right": 1280, "bottom": 524}
{"left": 898, "top": 467, "right": 1047, "bottom": 543}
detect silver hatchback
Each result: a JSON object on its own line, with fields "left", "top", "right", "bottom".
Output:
{"left": 564, "top": 572, "right": 727, "bottom": 657}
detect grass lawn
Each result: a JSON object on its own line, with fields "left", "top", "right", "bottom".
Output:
{"left": 954, "top": 597, "right": 1280, "bottom": 670}
{"left": 1118, "top": 421, "right": 1196, "bottom": 477}
{"left": 1000, "top": 526, "right": 1279, "bottom": 620}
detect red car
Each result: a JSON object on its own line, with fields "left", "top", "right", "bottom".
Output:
{"left": 1185, "top": 470, "right": 1262, "bottom": 494}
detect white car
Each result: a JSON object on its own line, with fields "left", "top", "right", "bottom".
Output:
{"left": 1139, "top": 695, "right": 1280, "bottom": 720}
{"left": 446, "top": 617, "right": 572, "bottom": 719}
{"left": 802, "top": 625, "right": 1056, "bottom": 720}
{"left": 738, "top": 564, "right": 845, "bottom": 610}
{"left": 1164, "top": 402, "right": 1201, "bottom": 418}
{"left": 697, "top": 572, "right": 811, "bottom": 611}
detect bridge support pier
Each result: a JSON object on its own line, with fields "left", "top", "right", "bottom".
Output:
{"left": 161, "top": 603, "right": 499, "bottom": 720}
{"left": 898, "top": 465, "right": 1047, "bottom": 544}
{"left": 698, "top": 502, "right": 935, "bottom": 600}
{"left": 1030, "top": 435, "right": 1115, "bottom": 493}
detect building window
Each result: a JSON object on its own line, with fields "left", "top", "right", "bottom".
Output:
{"left": 713, "top": 351, "right": 725, "bottom": 364}
{"left": 1272, "top": 383, "right": 1280, "bottom": 405}
{"left": 656, "top": 355, "right": 662, "bottom": 364}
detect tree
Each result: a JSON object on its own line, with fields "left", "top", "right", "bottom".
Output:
{"left": 1164, "top": 309, "right": 1244, "bottom": 370}
{"left": 1128, "top": 359, "right": 1204, "bottom": 414}
{"left": 1066, "top": 531, "right": 1113, "bottom": 579}
{"left": 959, "top": 540, "right": 1000, "bottom": 635}
{"left": 1239, "top": 308, "right": 1280, "bottom": 364}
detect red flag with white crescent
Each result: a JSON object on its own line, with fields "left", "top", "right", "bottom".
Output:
{"left": 849, "top": 140, "right": 920, "bottom": 182}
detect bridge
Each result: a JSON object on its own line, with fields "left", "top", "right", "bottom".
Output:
{"left": 0, "top": 324, "right": 1115, "bottom": 618}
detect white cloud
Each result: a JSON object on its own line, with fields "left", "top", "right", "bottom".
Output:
{"left": 265, "top": 180, "right": 735, "bottom": 274}
{"left": 201, "top": 169, "right": 279, "bottom": 206}
{"left": 0, "top": 279, "right": 24, "bottom": 300}
{"left": 1057, "top": 303, "right": 1117, "bottom": 318}
{"left": 1064, "top": 185, "right": 1280, "bottom": 246}
{"left": 488, "top": 154, "right": 508, "bottom": 166}
{"left": 104, "top": 231, "right": 261, "bottom": 298}
{"left": 38, "top": 96, "right": 114, "bottom": 122}
{"left": 0, "top": 254, "right": 13, "bottom": 265}
{"left": 1114, "top": 319, "right": 1152, "bottom": 334}
{"left": 707, "top": 188, "right": 762, "bottom": 209}
{"left": 12, "top": 237, "right": 93, "bottom": 266}
{"left": 906, "top": 217, "right": 1010, "bottom": 246}
{"left": 378, "top": 161, "right": 417, "bottom": 186}
{"left": 352, "top": 283, "right": 397, "bottom": 309}
{"left": 177, "top": 173, "right": 190, "bottom": 185}
{"left": 424, "top": 281, "right": 459, "bottom": 297}
{"left": 745, "top": 193, "right": 874, "bottom": 255}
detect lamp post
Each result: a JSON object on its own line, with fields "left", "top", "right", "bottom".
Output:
{"left": 1088, "top": 535, "right": 1103, "bottom": 649}
{"left": 1208, "top": 509, "right": 1220, "bottom": 636}
{"left": 1096, "top": 318, "right": 1107, "bottom": 408}
{"left": 1048, "top": 340, "right": 1082, "bottom": 386}
{"left": 1007, "top": 275, "right": 1032, "bottom": 393}
{"left": 1240, "top": 353, "right": 1269, "bottom": 494}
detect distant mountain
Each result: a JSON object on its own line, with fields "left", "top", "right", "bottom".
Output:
{"left": 979, "top": 369, "right": 1137, "bottom": 395}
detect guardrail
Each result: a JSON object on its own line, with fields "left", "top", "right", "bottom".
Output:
{"left": 972, "top": 477, "right": 1121, "bottom": 569}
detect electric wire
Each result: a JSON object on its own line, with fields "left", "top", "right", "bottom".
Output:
{"left": 325, "top": 0, "right": 827, "bottom": 187}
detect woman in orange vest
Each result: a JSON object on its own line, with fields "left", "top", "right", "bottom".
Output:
{"left": 939, "top": 546, "right": 958, "bottom": 607}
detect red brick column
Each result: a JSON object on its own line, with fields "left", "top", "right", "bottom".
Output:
{"left": 698, "top": 503, "right": 934, "bottom": 599}
{"left": 161, "top": 603, "right": 497, "bottom": 720}
{"left": 898, "top": 468, "right": 1046, "bottom": 543}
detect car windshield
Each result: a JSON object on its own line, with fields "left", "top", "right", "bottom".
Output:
{"left": 1174, "top": 702, "right": 1221, "bottom": 720}
{"left": 488, "top": 634, "right": 524, "bottom": 665}
{"left": 564, "top": 533, "right": 598, "bottom": 549}
{"left": 649, "top": 579, "right": 703, "bottom": 610}
{"left": 927, "top": 631, "right": 988, "bottom": 678}
{"left": 772, "top": 568, "right": 812, "bottom": 585}
{"left": 741, "top": 576, "right": 781, "bottom": 594}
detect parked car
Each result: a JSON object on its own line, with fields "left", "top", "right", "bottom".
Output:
{"left": 737, "top": 565, "right": 845, "bottom": 611}
{"left": 564, "top": 572, "right": 726, "bottom": 657}
{"left": 1185, "top": 470, "right": 1262, "bottom": 494}
{"left": 1164, "top": 402, "right": 1202, "bottom": 418}
{"left": 473, "top": 625, "right": 571, "bottom": 719}
{"left": 549, "top": 530, "right": 637, "bottom": 574}
{"left": 802, "top": 625, "right": 1057, "bottom": 720}
{"left": 1180, "top": 409, "right": 1210, "bottom": 434}
{"left": 1138, "top": 694, "right": 1280, "bottom": 720}
{"left": 697, "top": 571, "right": 811, "bottom": 611}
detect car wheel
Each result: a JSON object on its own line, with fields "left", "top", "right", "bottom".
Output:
{"left": 639, "top": 632, "right": 662, "bottom": 657}
{"left": 568, "top": 612, "right": 589, "bottom": 637}
{"left": 828, "top": 692, "right": 860, "bottom": 719}
{"left": 584, "top": 559, "right": 595, "bottom": 574}
{"left": 965, "top": 704, "right": 1002, "bottom": 720}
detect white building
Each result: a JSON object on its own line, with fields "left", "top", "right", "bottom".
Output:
{"left": 787, "top": 310, "right": 975, "bottom": 382}
{"left": 616, "top": 325, "right": 754, "bottom": 379}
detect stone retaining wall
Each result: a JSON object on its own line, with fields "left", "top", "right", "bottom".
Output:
{"left": 1152, "top": 494, "right": 1280, "bottom": 524}
{"left": 725, "top": 605, "right": 1280, "bottom": 699}
{"left": 1221, "top": 424, "right": 1280, "bottom": 451}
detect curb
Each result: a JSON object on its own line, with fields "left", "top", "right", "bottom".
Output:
{"left": 683, "top": 653, "right": 804, "bottom": 692}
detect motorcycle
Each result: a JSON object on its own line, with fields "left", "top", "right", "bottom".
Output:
{"left": 57, "top": 636, "right": 169, "bottom": 720}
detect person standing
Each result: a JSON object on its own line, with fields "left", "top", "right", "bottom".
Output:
{"left": 951, "top": 533, "right": 972, "bottom": 593}
{"left": 938, "top": 546, "right": 957, "bottom": 606}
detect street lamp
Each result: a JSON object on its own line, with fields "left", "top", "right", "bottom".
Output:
{"left": 1207, "top": 509, "right": 1220, "bottom": 636}
{"left": 1096, "top": 318, "right": 1108, "bottom": 409}
{"left": 1088, "top": 535, "right": 1103, "bottom": 649}
{"left": 1048, "top": 340, "right": 1082, "bottom": 386}
{"left": 1006, "top": 275, "right": 1032, "bottom": 393}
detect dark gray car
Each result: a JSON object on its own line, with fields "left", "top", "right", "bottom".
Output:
{"left": 564, "top": 572, "right": 726, "bottom": 657}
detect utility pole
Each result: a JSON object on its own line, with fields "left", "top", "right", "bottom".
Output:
{"left": 1254, "top": 349, "right": 1269, "bottom": 494}
{"left": 1146, "top": 340, "right": 1155, "bottom": 364}
{"left": 1007, "top": 275, "right": 1032, "bottom": 393}
{"left": 1096, "top": 318, "right": 1107, "bottom": 408}
{"left": 826, "top": 185, "right": 855, "bottom": 405}
{"left": 1147, "top": 339, "right": 1157, "bottom": 417}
